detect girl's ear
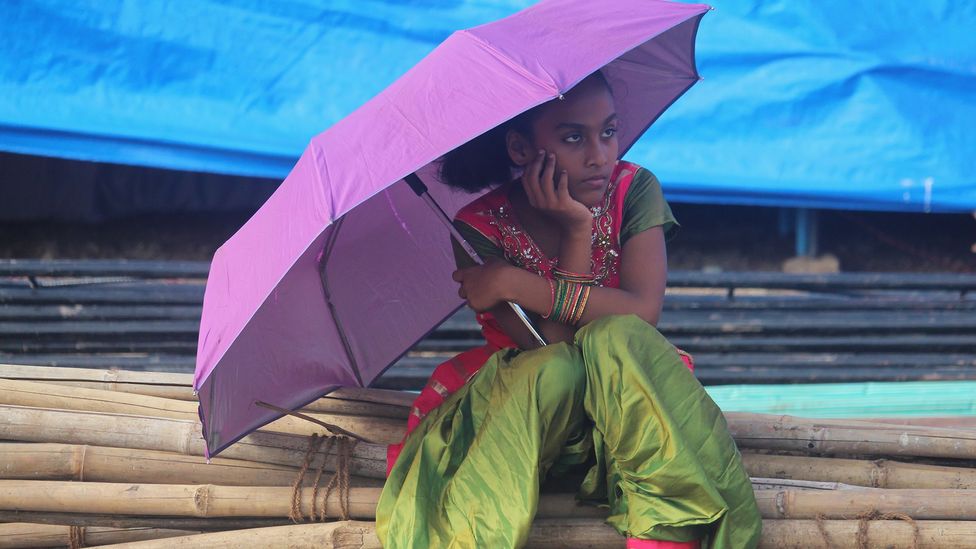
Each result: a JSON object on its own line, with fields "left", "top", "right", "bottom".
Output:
{"left": 505, "top": 129, "right": 533, "bottom": 167}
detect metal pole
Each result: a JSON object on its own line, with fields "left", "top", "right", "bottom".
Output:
{"left": 405, "top": 173, "right": 547, "bottom": 347}
{"left": 795, "top": 208, "right": 819, "bottom": 257}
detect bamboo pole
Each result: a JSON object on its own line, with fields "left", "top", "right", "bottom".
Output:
{"left": 17, "top": 479, "right": 976, "bottom": 523}
{"left": 759, "top": 519, "right": 976, "bottom": 548}
{"left": 0, "top": 405, "right": 388, "bottom": 479}
{"left": 0, "top": 480, "right": 382, "bottom": 519}
{"left": 0, "top": 443, "right": 379, "bottom": 487}
{"left": 0, "top": 378, "right": 404, "bottom": 444}
{"left": 0, "top": 511, "right": 290, "bottom": 531}
{"left": 0, "top": 364, "right": 191, "bottom": 386}
{"left": 755, "top": 488, "right": 976, "bottom": 520}
{"left": 37, "top": 380, "right": 411, "bottom": 419}
{"left": 0, "top": 364, "right": 413, "bottom": 417}
{"left": 0, "top": 480, "right": 608, "bottom": 521}
{"left": 857, "top": 417, "right": 976, "bottom": 429}
{"left": 0, "top": 523, "right": 198, "bottom": 549}
{"left": 87, "top": 518, "right": 976, "bottom": 549}
{"left": 725, "top": 412, "right": 976, "bottom": 459}
{"left": 742, "top": 453, "right": 976, "bottom": 489}
{"left": 77, "top": 520, "right": 627, "bottom": 549}
{"left": 750, "top": 478, "right": 864, "bottom": 491}
{"left": 34, "top": 380, "right": 197, "bottom": 401}
{"left": 90, "top": 521, "right": 382, "bottom": 549}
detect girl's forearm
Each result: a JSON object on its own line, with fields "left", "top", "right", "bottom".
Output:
{"left": 575, "top": 286, "right": 663, "bottom": 326}
{"left": 556, "top": 227, "right": 593, "bottom": 275}
{"left": 504, "top": 268, "right": 663, "bottom": 328}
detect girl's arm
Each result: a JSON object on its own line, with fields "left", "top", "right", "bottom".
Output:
{"left": 454, "top": 225, "right": 668, "bottom": 346}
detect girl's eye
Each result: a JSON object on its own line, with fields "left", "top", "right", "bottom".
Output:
{"left": 602, "top": 127, "right": 617, "bottom": 138}
{"left": 564, "top": 134, "right": 581, "bottom": 143}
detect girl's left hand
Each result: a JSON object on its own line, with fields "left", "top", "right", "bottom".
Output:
{"left": 452, "top": 259, "right": 513, "bottom": 312}
{"left": 523, "top": 150, "right": 592, "bottom": 235}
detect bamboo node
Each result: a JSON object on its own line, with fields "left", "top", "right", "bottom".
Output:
{"left": 69, "top": 525, "right": 85, "bottom": 549}
{"left": 868, "top": 459, "right": 888, "bottom": 488}
{"left": 814, "top": 513, "right": 831, "bottom": 548}
{"left": 194, "top": 485, "right": 213, "bottom": 517}
{"left": 76, "top": 444, "right": 88, "bottom": 481}
{"left": 774, "top": 490, "right": 788, "bottom": 518}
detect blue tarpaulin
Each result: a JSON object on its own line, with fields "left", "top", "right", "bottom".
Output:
{"left": 2, "top": 1, "right": 974, "bottom": 212}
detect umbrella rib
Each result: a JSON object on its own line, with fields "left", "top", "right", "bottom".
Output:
{"left": 254, "top": 400, "right": 373, "bottom": 443}
{"left": 319, "top": 217, "right": 366, "bottom": 388}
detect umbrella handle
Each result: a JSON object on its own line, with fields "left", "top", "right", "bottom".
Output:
{"left": 405, "top": 173, "right": 548, "bottom": 347}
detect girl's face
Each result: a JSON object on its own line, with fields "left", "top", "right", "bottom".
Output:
{"left": 511, "top": 76, "right": 620, "bottom": 208}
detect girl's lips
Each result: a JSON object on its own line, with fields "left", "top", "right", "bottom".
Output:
{"left": 581, "top": 176, "right": 608, "bottom": 188}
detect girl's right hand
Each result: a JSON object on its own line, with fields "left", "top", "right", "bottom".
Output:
{"left": 523, "top": 150, "right": 592, "bottom": 235}
{"left": 452, "top": 259, "right": 514, "bottom": 312}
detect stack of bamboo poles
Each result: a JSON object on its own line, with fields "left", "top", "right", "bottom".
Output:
{"left": 1, "top": 364, "right": 975, "bottom": 548}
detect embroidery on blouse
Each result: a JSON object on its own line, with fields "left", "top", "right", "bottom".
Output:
{"left": 476, "top": 165, "right": 633, "bottom": 287}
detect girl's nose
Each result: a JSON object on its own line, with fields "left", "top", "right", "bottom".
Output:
{"left": 586, "top": 141, "right": 609, "bottom": 167}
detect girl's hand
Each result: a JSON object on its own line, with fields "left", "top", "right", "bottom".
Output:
{"left": 452, "top": 259, "right": 513, "bottom": 312}
{"left": 522, "top": 150, "right": 592, "bottom": 235}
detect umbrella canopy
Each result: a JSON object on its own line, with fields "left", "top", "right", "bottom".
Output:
{"left": 195, "top": 0, "right": 710, "bottom": 456}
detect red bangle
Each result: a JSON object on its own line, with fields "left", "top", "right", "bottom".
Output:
{"left": 543, "top": 278, "right": 556, "bottom": 319}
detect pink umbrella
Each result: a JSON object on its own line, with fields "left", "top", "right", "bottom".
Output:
{"left": 195, "top": 0, "right": 711, "bottom": 457}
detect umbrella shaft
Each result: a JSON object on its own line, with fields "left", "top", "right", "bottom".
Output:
{"left": 406, "top": 174, "right": 547, "bottom": 347}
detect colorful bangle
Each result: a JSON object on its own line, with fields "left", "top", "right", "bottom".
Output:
{"left": 552, "top": 266, "right": 596, "bottom": 286}
{"left": 571, "top": 285, "right": 590, "bottom": 325}
{"left": 546, "top": 279, "right": 591, "bottom": 326}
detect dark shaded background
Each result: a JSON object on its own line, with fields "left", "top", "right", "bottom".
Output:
{"left": 1, "top": 152, "right": 974, "bottom": 273}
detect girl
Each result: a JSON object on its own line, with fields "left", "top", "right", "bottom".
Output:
{"left": 377, "top": 72, "right": 762, "bottom": 548}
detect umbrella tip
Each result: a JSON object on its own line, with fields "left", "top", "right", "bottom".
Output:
{"left": 708, "top": 5, "right": 715, "bottom": 10}
{"left": 558, "top": 94, "right": 565, "bottom": 101}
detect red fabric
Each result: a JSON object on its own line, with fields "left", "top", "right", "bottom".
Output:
{"left": 386, "top": 161, "right": 692, "bottom": 476}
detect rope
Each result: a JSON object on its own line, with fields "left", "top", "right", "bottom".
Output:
{"left": 815, "top": 510, "right": 921, "bottom": 548}
{"left": 854, "top": 511, "right": 920, "bottom": 549}
{"left": 310, "top": 436, "right": 338, "bottom": 520}
{"left": 289, "top": 433, "right": 357, "bottom": 522}
{"left": 289, "top": 433, "right": 324, "bottom": 522}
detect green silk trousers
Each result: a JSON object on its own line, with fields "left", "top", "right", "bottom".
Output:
{"left": 377, "top": 315, "right": 761, "bottom": 548}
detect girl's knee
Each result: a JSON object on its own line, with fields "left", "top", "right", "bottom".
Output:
{"left": 513, "top": 344, "right": 585, "bottom": 402}
{"left": 576, "top": 314, "right": 667, "bottom": 346}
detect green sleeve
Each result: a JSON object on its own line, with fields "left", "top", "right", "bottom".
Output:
{"left": 620, "top": 168, "right": 679, "bottom": 245}
{"left": 451, "top": 220, "right": 505, "bottom": 269}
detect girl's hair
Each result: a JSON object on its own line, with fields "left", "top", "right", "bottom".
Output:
{"left": 439, "top": 70, "right": 611, "bottom": 193}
